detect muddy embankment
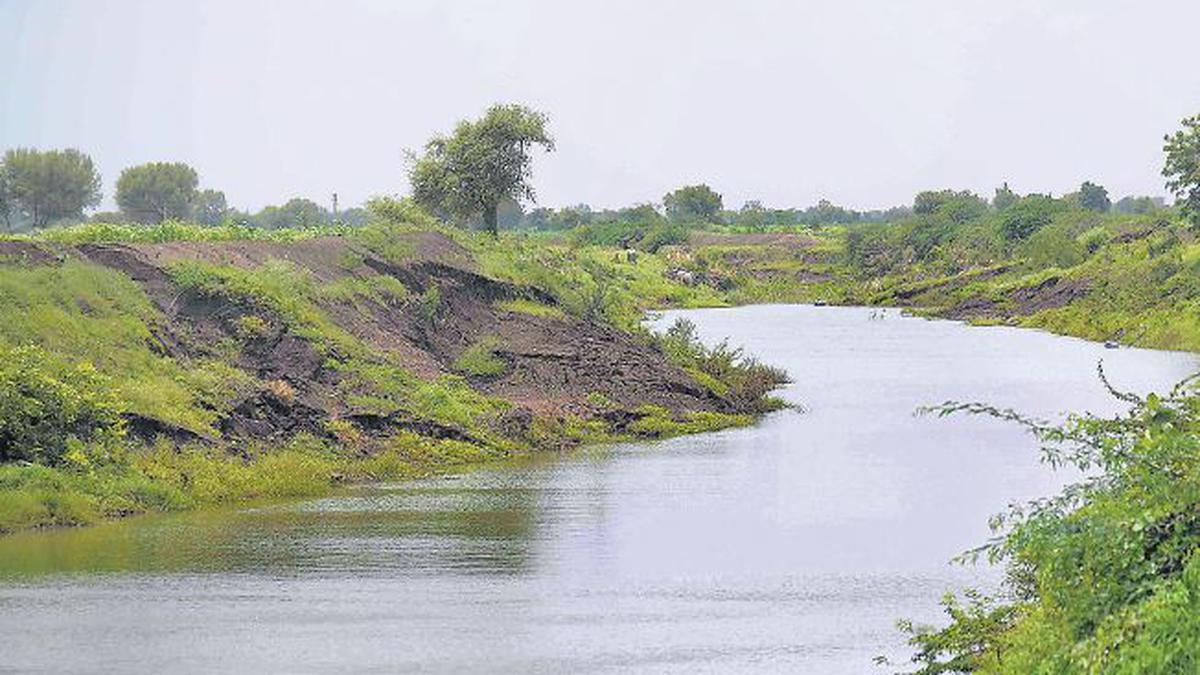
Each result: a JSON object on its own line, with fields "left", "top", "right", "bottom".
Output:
{"left": 0, "top": 232, "right": 733, "bottom": 452}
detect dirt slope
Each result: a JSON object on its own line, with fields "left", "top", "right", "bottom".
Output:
{"left": 1, "top": 233, "right": 726, "bottom": 448}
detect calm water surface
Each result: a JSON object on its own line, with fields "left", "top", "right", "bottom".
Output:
{"left": 1, "top": 305, "right": 1196, "bottom": 674}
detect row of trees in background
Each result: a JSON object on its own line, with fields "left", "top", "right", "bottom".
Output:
{"left": 3, "top": 109, "right": 1198, "bottom": 240}
{"left": 0, "top": 150, "right": 364, "bottom": 232}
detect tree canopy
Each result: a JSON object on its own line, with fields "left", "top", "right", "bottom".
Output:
{"left": 116, "top": 162, "right": 199, "bottom": 224}
{"left": 1, "top": 148, "right": 102, "bottom": 227}
{"left": 663, "top": 184, "right": 723, "bottom": 223}
{"left": 992, "top": 182, "right": 1019, "bottom": 210}
{"left": 1163, "top": 113, "right": 1200, "bottom": 227}
{"left": 253, "top": 197, "right": 330, "bottom": 229}
{"left": 1078, "top": 181, "right": 1111, "bottom": 212}
{"left": 999, "top": 194, "right": 1065, "bottom": 241}
{"left": 193, "top": 189, "right": 229, "bottom": 226}
{"left": 913, "top": 189, "right": 988, "bottom": 223}
{"left": 409, "top": 104, "right": 554, "bottom": 235}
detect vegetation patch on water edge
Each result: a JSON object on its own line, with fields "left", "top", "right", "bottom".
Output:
{"left": 882, "top": 370, "right": 1200, "bottom": 674}
{"left": 0, "top": 402, "right": 774, "bottom": 535}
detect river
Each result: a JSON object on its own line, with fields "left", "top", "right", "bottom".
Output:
{"left": 0, "top": 305, "right": 1195, "bottom": 674}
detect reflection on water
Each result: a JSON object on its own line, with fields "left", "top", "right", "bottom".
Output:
{"left": 0, "top": 306, "right": 1195, "bottom": 674}
{"left": 0, "top": 479, "right": 546, "bottom": 578}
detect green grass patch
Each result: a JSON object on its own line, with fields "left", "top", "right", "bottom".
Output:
{"left": 453, "top": 336, "right": 508, "bottom": 378}
{"left": 495, "top": 298, "right": 566, "bottom": 320}
{"left": 626, "top": 405, "right": 754, "bottom": 437}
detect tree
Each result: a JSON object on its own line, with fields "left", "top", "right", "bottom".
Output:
{"left": 738, "top": 200, "right": 769, "bottom": 231}
{"left": 0, "top": 169, "right": 12, "bottom": 231}
{"left": 663, "top": 184, "right": 723, "bottom": 223}
{"left": 253, "top": 198, "right": 330, "bottom": 229}
{"left": 1163, "top": 113, "right": 1200, "bottom": 227}
{"left": 913, "top": 190, "right": 949, "bottom": 215}
{"left": 408, "top": 104, "right": 554, "bottom": 235}
{"left": 992, "top": 182, "right": 1018, "bottom": 210}
{"left": 193, "top": 189, "right": 228, "bottom": 226}
{"left": 550, "top": 203, "right": 594, "bottom": 229}
{"left": 913, "top": 189, "right": 988, "bottom": 223}
{"left": 1114, "top": 195, "right": 1158, "bottom": 215}
{"left": 2, "top": 148, "right": 102, "bottom": 227}
{"left": 1000, "top": 195, "right": 1065, "bottom": 241}
{"left": 1078, "top": 181, "right": 1111, "bottom": 212}
{"left": 116, "top": 162, "right": 199, "bottom": 224}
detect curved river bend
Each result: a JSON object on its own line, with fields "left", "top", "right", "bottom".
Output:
{"left": 1, "top": 305, "right": 1196, "bottom": 673}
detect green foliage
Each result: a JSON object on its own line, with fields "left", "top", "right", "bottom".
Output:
{"left": 417, "top": 285, "right": 442, "bottom": 322}
{"left": 914, "top": 190, "right": 989, "bottom": 223}
{"left": 495, "top": 298, "right": 566, "bottom": 320}
{"left": 234, "top": 314, "right": 270, "bottom": 339}
{"left": 365, "top": 195, "right": 440, "bottom": 229}
{"left": 664, "top": 184, "right": 723, "bottom": 223}
{"left": 0, "top": 260, "right": 237, "bottom": 433}
{"left": 626, "top": 405, "right": 753, "bottom": 437}
{"left": 1079, "top": 181, "right": 1111, "bottom": 212}
{"left": 1163, "top": 113, "right": 1200, "bottom": 228}
{"left": 1000, "top": 195, "right": 1066, "bottom": 241}
{"left": 1019, "top": 222, "right": 1084, "bottom": 270}
{"left": 31, "top": 220, "right": 347, "bottom": 244}
{"left": 656, "top": 318, "right": 789, "bottom": 412}
{"left": 0, "top": 168, "right": 14, "bottom": 231}
{"left": 0, "top": 344, "right": 125, "bottom": 465}
{"left": 893, "top": 590, "right": 1017, "bottom": 674}
{"left": 1, "top": 148, "right": 102, "bottom": 227}
{"left": 318, "top": 274, "right": 409, "bottom": 308}
{"left": 409, "top": 104, "right": 555, "bottom": 234}
{"left": 467, "top": 233, "right": 724, "bottom": 329}
{"left": 116, "top": 162, "right": 199, "bottom": 224}
{"left": 901, "top": 375, "right": 1200, "bottom": 673}
{"left": 992, "top": 183, "right": 1019, "bottom": 211}
{"left": 453, "top": 336, "right": 507, "bottom": 377}
{"left": 252, "top": 197, "right": 331, "bottom": 229}
{"left": 193, "top": 189, "right": 229, "bottom": 226}
{"left": 1077, "top": 226, "right": 1110, "bottom": 254}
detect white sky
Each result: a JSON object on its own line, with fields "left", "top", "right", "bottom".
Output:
{"left": 2, "top": 0, "right": 1197, "bottom": 212}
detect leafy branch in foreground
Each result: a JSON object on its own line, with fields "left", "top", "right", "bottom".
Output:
{"left": 895, "top": 362, "right": 1200, "bottom": 674}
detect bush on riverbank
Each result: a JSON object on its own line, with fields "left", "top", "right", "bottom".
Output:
{"left": 656, "top": 318, "right": 790, "bottom": 413}
{"left": 896, "top": 372, "right": 1200, "bottom": 673}
{"left": 0, "top": 344, "right": 125, "bottom": 465}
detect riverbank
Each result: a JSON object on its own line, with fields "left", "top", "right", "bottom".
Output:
{"left": 663, "top": 212, "right": 1200, "bottom": 352}
{"left": 0, "top": 213, "right": 786, "bottom": 534}
{"left": 4, "top": 304, "right": 1193, "bottom": 673}
{"left": 3, "top": 203, "right": 1197, "bottom": 536}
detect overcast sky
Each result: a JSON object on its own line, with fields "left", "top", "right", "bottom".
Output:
{"left": 2, "top": 0, "right": 1197, "bottom": 213}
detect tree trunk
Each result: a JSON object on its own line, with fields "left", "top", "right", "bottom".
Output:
{"left": 483, "top": 202, "right": 498, "bottom": 236}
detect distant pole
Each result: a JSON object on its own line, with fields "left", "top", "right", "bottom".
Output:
{"left": 332, "top": 192, "right": 339, "bottom": 218}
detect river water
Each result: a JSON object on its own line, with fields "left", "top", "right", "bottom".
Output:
{"left": 0, "top": 305, "right": 1196, "bottom": 674}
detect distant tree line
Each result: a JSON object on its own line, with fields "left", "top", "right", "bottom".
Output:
{"left": 0, "top": 149, "right": 364, "bottom": 233}
{"left": 3, "top": 109, "right": 1197, "bottom": 238}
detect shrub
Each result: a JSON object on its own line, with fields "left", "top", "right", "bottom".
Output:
{"left": 416, "top": 285, "right": 442, "bottom": 323}
{"left": 1000, "top": 195, "right": 1066, "bottom": 241}
{"left": 656, "top": 318, "right": 789, "bottom": 412}
{"left": 1077, "top": 226, "right": 1111, "bottom": 254}
{"left": 900, "top": 372, "right": 1200, "bottom": 673}
{"left": 234, "top": 315, "right": 270, "bottom": 339}
{"left": 495, "top": 298, "right": 566, "bottom": 320}
{"left": 453, "top": 336, "right": 507, "bottom": 378}
{"left": 0, "top": 344, "right": 125, "bottom": 465}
